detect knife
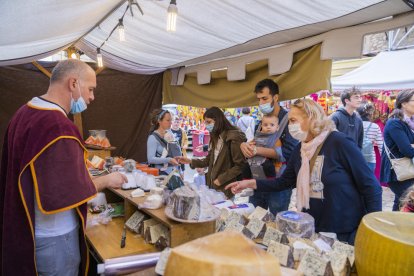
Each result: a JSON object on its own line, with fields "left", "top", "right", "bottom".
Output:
{"left": 120, "top": 226, "right": 127, "bottom": 248}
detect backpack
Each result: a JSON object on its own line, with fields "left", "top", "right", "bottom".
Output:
{"left": 361, "top": 123, "right": 374, "bottom": 162}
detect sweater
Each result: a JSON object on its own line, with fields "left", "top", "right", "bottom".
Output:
{"left": 380, "top": 118, "right": 414, "bottom": 183}
{"left": 256, "top": 131, "right": 382, "bottom": 234}
{"left": 330, "top": 107, "right": 364, "bottom": 149}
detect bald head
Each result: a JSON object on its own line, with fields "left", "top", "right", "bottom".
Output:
{"left": 50, "top": 59, "right": 94, "bottom": 84}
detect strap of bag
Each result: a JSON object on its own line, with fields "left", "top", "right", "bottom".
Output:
{"left": 383, "top": 142, "right": 397, "bottom": 161}
{"left": 265, "top": 113, "right": 289, "bottom": 148}
{"left": 309, "top": 133, "right": 330, "bottom": 173}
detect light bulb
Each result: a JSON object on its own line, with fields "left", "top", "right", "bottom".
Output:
{"left": 70, "top": 52, "right": 78, "bottom": 59}
{"left": 166, "top": 1, "right": 178, "bottom": 32}
{"left": 97, "top": 49, "right": 103, "bottom": 67}
{"left": 118, "top": 20, "right": 125, "bottom": 42}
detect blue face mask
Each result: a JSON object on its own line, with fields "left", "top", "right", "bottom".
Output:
{"left": 205, "top": 123, "right": 214, "bottom": 132}
{"left": 259, "top": 101, "right": 274, "bottom": 114}
{"left": 70, "top": 81, "right": 87, "bottom": 114}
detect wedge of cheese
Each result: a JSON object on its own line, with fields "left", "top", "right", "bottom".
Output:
{"left": 355, "top": 211, "right": 414, "bottom": 276}
{"left": 165, "top": 231, "right": 281, "bottom": 276}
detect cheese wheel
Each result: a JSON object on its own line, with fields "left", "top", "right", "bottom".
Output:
{"left": 355, "top": 211, "right": 414, "bottom": 276}
{"left": 165, "top": 231, "right": 281, "bottom": 276}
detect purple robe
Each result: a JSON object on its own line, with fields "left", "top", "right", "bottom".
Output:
{"left": 1, "top": 104, "right": 97, "bottom": 276}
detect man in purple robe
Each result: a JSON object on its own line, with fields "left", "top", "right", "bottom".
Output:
{"left": 0, "top": 59, "right": 127, "bottom": 276}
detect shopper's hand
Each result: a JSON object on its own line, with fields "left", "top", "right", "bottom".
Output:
{"left": 175, "top": 156, "right": 191, "bottom": 164}
{"left": 240, "top": 142, "right": 255, "bottom": 158}
{"left": 213, "top": 179, "right": 221, "bottom": 186}
{"left": 169, "top": 158, "right": 180, "bottom": 166}
{"left": 225, "top": 179, "right": 257, "bottom": 194}
{"left": 96, "top": 172, "right": 127, "bottom": 191}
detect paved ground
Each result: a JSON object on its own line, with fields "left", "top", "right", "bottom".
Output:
{"left": 183, "top": 152, "right": 394, "bottom": 211}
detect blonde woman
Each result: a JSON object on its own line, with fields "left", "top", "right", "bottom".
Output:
{"left": 227, "top": 99, "right": 382, "bottom": 245}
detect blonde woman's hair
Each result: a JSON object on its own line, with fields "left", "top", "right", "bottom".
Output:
{"left": 291, "top": 99, "right": 335, "bottom": 136}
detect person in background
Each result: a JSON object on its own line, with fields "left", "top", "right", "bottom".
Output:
{"left": 171, "top": 116, "right": 189, "bottom": 177}
{"left": 147, "top": 109, "right": 180, "bottom": 175}
{"left": 330, "top": 87, "right": 364, "bottom": 148}
{"left": 227, "top": 99, "right": 382, "bottom": 245}
{"left": 380, "top": 90, "right": 414, "bottom": 211}
{"left": 240, "top": 78, "right": 298, "bottom": 214}
{"left": 357, "top": 103, "right": 383, "bottom": 172}
{"left": 193, "top": 167, "right": 207, "bottom": 187}
{"left": 237, "top": 107, "right": 255, "bottom": 140}
{"left": 224, "top": 111, "right": 236, "bottom": 125}
{"left": 0, "top": 59, "right": 126, "bottom": 276}
{"left": 177, "top": 107, "right": 247, "bottom": 198}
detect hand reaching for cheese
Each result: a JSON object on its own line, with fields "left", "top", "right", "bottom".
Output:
{"left": 93, "top": 172, "right": 127, "bottom": 192}
{"left": 225, "top": 179, "right": 257, "bottom": 194}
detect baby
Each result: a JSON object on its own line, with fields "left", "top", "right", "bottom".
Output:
{"left": 246, "top": 114, "right": 285, "bottom": 178}
{"left": 193, "top": 167, "right": 207, "bottom": 187}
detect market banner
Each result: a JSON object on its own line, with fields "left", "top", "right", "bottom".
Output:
{"left": 163, "top": 44, "right": 332, "bottom": 108}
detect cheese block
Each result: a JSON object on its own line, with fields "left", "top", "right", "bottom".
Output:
{"left": 332, "top": 241, "right": 354, "bottom": 266}
{"left": 125, "top": 210, "right": 147, "bottom": 233}
{"left": 267, "top": 241, "right": 295, "bottom": 268}
{"left": 292, "top": 240, "right": 316, "bottom": 261}
{"left": 297, "top": 251, "right": 334, "bottom": 276}
{"left": 90, "top": 155, "right": 105, "bottom": 170}
{"left": 276, "top": 211, "right": 315, "bottom": 239}
{"left": 149, "top": 223, "right": 169, "bottom": 244}
{"left": 225, "top": 211, "right": 247, "bottom": 227}
{"left": 325, "top": 251, "right": 351, "bottom": 276}
{"left": 262, "top": 227, "right": 289, "bottom": 246}
{"left": 313, "top": 239, "right": 332, "bottom": 253}
{"left": 139, "top": 218, "right": 159, "bottom": 236}
{"left": 354, "top": 211, "right": 414, "bottom": 276}
{"left": 248, "top": 206, "right": 275, "bottom": 222}
{"left": 224, "top": 222, "right": 245, "bottom": 233}
{"left": 241, "top": 227, "right": 256, "bottom": 240}
{"left": 164, "top": 231, "right": 281, "bottom": 276}
{"left": 169, "top": 186, "right": 200, "bottom": 220}
{"left": 245, "top": 218, "right": 267, "bottom": 239}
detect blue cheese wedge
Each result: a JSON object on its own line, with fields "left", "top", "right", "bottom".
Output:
{"left": 332, "top": 241, "right": 355, "bottom": 266}
{"left": 298, "top": 251, "right": 334, "bottom": 276}
{"left": 248, "top": 206, "right": 275, "bottom": 222}
{"left": 325, "top": 251, "right": 351, "bottom": 276}
{"left": 125, "top": 210, "right": 147, "bottom": 233}
{"left": 245, "top": 218, "right": 266, "bottom": 239}
{"left": 262, "top": 227, "right": 289, "bottom": 246}
{"left": 267, "top": 241, "right": 295, "bottom": 268}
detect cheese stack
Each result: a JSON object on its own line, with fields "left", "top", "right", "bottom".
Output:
{"left": 164, "top": 231, "right": 281, "bottom": 276}
{"left": 355, "top": 211, "right": 414, "bottom": 276}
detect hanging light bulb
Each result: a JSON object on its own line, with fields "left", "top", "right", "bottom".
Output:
{"left": 70, "top": 52, "right": 78, "bottom": 59}
{"left": 96, "top": 48, "right": 103, "bottom": 67}
{"left": 118, "top": 19, "right": 125, "bottom": 42}
{"left": 166, "top": 0, "right": 178, "bottom": 32}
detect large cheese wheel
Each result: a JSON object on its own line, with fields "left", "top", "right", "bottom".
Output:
{"left": 355, "top": 211, "right": 414, "bottom": 276}
{"left": 164, "top": 231, "right": 281, "bottom": 276}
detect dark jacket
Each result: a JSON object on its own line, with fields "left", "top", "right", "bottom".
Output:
{"left": 380, "top": 118, "right": 414, "bottom": 183}
{"left": 330, "top": 107, "right": 364, "bottom": 148}
{"left": 256, "top": 131, "right": 382, "bottom": 234}
{"left": 277, "top": 107, "right": 298, "bottom": 162}
{"left": 191, "top": 129, "right": 247, "bottom": 197}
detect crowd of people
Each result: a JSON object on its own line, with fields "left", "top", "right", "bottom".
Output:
{"left": 2, "top": 59, "right": 414, "bottom": 275}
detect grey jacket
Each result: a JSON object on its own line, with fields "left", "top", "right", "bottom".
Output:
{"left": 330, "top": 107, "right": 364, "bottom": 149}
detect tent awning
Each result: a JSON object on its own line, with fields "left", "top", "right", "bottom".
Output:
{"left": 331, "top": 48, "right": 414, "bottom": 90}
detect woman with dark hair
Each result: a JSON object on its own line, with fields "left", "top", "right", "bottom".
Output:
{"left": 381, "top": 89, "right": 414, "bottom": 210}
{"left": 147, "top": 109, "right": 180, "bottom": 175}
{"left": 177, "top": 107, "right": 247, "bottom": 197}
{"left": 356, "top": 103, "right": 383, "bottom": 172}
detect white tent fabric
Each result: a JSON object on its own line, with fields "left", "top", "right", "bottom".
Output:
{"left": 331, "top": 49, "right": 414, "bottom": 90}
{"left": 1, "top": 0, "right": 413, "bottom": 76}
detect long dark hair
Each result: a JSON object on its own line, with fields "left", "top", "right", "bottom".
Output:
{"left": 390, "top": 90, "right": 414, "bottom": 121}
{"left": 204, "top": 106, "right": 237, "bottom": 147}
{"left": 356, "top": 103, "right": 374, "bottom": 122}
{"left": 149, "top": 108, "right": 170, "bottom": 133}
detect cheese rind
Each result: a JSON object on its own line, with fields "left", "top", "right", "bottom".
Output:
{"left": 165, "top": 231, "right": 281, "bottom": 276}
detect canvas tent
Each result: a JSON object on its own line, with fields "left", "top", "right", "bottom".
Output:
{"left": 331, "top": 48, "right": 414, "bottom": 90}
{"left": 1, "top": 0, "right": 414, "bottom": 160}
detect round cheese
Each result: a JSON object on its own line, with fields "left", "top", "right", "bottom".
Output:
{"left": 355, "top": 211, "right": 414, "bottom": 276}
{"left": 164, "top": 231, "right": 281, "bottom": 276}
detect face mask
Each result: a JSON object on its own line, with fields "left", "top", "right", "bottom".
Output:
{"left": 259, "top": 101, "right": 274, "bottom": 114}
{"left": 205, "top": 123, "right": 214, "bottom": 132}
{"left": 70, "top": 81, "right": 87, "bottom": 114}
{"left": 288, "top": 123, "right": 308, "bottom": 141}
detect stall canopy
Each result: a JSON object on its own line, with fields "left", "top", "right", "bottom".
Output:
{"left": 331, "top": 48, "right": 414, "bottom": 90}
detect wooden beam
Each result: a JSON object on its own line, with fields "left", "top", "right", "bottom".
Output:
{"left": 32, "top": 61, "right": 51, "bottom": 78}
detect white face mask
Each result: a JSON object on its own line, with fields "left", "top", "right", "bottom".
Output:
{"left": 288, "top": 123, "right": 308, "bottom": 141}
